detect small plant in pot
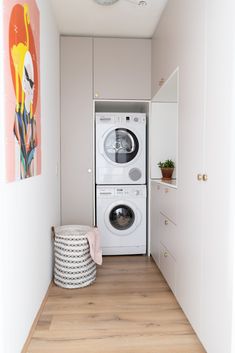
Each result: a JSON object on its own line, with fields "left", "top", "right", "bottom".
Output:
{"left": 158, "top": 159, "right": 175, "bottom": 180}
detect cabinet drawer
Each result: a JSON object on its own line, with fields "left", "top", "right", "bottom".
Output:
{"left": 150, "top": 211, "right": 161, "bottom": 266}
{"left": 161, "top": 186, "right": 177, "bottom": 224}
{"left": 159, "top": 212, "right": 177, "bottom": 259}
{"left": 159, "top": 243, "right": 176, "bottom": 292}
{"left": 150, "top": 182, "right": 162, "bottom": 266}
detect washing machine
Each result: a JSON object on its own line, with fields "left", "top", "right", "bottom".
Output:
{"left": 96, "top": 185, "right": 146, "bottom": 255}
{"left": 96, "top": 112, "right": 146, "bottom": 185}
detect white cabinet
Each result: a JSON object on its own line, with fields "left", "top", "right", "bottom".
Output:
{"left": 151, "top": 0, "right": 206, "bottom": 337}
{"left": 61, "top": 37, "right": 94, "bottom": 225}
{"left": 151, "top": 1, "right": 235, "bottom": 352}
{"left": 150, "top": 181, "right": 177, "bottom": 293}
{"left": 60, "top": 36, "right": 151, "bottom": 226}
{"left": 94, "top": 38, "right": 151, "bottom": 100}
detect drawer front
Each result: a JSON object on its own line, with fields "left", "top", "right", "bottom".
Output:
{"left": 150, "top": 211, "right": 161, "bottom": 266}
{"left": 159, "top": 212, "right": 177, "bottom": 259}
{"left": 161, "top": 186, "right": 177, "bottom": 225}
{"left": 159, "top": 243, "right": 176, "bottom": 292}
{"left": 150, "top": 182, "right": 162, "bottom": 266}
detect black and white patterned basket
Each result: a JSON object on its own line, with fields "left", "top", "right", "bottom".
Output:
{"left": 53, "top": 225, "right": 96, "bottom": 289}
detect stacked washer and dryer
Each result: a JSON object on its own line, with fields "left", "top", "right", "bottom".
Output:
{"left": 96, "top": 112, "right": 147, "bottom": 255}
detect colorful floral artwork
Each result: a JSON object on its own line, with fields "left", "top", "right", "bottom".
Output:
{"left": 4, "top": 0, "right": 41, "bottom": 182}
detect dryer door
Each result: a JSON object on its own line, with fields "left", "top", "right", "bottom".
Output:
{"left": 103, "top": 128, "right": 139, "bottom": 164}
{"left": 105, "top": 201, "right": 141, "bottom": 235}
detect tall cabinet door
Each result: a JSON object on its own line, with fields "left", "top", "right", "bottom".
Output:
{"left": 200, "top": 2, "right": 235, "bottom": 352}
{"left": 61, "top": 37, "right": 93, "bottom": 225}
{"left": 94, "top": 38, "right": 151, "bottom": 100}
{"left": 173, "top": 1, "right": 206, "bottom": 334}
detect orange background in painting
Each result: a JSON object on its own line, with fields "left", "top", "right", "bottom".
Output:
{"left": 9, "top": 4, "right": 39, "bottom": 114}
{"left": 3, "top": 0, "right": 41, "bottom": 182}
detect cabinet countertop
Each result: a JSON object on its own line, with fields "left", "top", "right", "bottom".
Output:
{"left": 150, "top": 179, "right": 177, "bottom": 189}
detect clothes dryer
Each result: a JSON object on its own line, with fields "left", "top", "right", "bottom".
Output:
{"left": 96, "top": 113, "right": 146, "bottom": 184}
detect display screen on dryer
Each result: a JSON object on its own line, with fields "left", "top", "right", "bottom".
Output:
{"left": 104, "top": 128, "right": 139, "bottom": 164}
{"left": 109, "top": 204, "right": 135, "bottom": 231}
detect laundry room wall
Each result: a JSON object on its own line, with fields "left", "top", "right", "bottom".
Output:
{"left": 0, "top": 1, "right": 60, "bottom": 352}
{"left": 0, "top": 0, "right": 4, "bottom": 337}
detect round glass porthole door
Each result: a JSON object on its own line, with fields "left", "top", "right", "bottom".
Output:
{"left": 104, "top": 128, "right": 139, "bottom": 164}
{"left": 109, "top": 204, "right": 135, "bottom": 231}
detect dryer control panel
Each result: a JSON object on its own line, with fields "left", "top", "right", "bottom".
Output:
{"left": 96, "top": 113, "right": 146, "bottom": 125}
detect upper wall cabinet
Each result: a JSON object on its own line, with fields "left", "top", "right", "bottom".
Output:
{"left": 151, "top": 36, "right": 174, "bottom": 98}
{"left": 94, "top": 38, "right": 151, "bottom": 100}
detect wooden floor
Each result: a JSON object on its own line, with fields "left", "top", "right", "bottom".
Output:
{"left": 27, "top": 256, "right": 206, "bottom": 353}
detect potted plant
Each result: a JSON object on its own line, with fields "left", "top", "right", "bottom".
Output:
{"left": 158, "top": 159, "right": 175, "bottom": 180}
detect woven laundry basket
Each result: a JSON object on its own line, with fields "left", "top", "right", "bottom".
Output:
{"left": 53, "top": 225, "right": 96, "bottom": 289}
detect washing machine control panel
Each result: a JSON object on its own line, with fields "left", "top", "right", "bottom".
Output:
{"left": 115, "top": 188, "right": 144, "bottom": 197}
{"left": 97, "top": 188, "right": 115, "bottom": 197}
{"left": 97, "top": 186, "right": 146, "bottom": 198}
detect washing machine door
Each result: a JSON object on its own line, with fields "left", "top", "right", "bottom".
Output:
{"left": 105, "top": 201, "right": 141, "bottom": 235}
{"left": 103, "top": 128, "right": 139, "bottom": 164}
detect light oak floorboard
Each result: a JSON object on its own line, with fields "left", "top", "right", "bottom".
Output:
{"left": 26, "top": 256, "right": 206, "bottom": 353}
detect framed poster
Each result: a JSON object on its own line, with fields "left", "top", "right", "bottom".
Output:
{"left": 4, "top": 0, "right": 41, "bottom": 181}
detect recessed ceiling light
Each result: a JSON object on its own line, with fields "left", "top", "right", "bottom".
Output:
{"left": 94, "top": 0, "right": 119, "bottom": 5}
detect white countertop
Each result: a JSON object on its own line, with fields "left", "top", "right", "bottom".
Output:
{"left": 150, "top": 179, "right": 177, "bottom": 189}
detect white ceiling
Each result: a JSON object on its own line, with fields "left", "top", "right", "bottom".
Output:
{"left": 49, "top": 0, "right": 168, "bottom": 38}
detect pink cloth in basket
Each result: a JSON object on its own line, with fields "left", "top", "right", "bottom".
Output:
{"left": 86, "top": 228, "right": 102, "bottom": 265}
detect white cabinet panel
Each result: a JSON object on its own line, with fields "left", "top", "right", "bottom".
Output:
{"left": 61, "top": 37, "right": 93, "bottom": 226}
{"left": 161, "top": 186, "right": 177, "bottom": 225}
{"left": 151, "top": 0, "right": 206, "bottom": 340}
{"left": 159, "top": 243, "right": 176, "bottom": 292}
{"left": 151, "top": 35, "right": 174, "bottom": 98}
{"left": 159, "top": 212, "right": 177, "bottom": 260}
{"left": 150, "top": 182, "right": 161, "bottom": 266}
{"left": 200, "top": 1, "right": 235, "bottom": 352}
{"left": 150, "top": 102, "right": 178, "bottom": 180}
{"left": 94, "top": 38, "right": 151, "bottom": 100}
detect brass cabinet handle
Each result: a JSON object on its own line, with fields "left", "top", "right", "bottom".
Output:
{"left": 203, "top": 174, "right": 208, "bottom": 181}
{"left": 164, "top": 219, "right": 169, "bottom": 225}
{"left": 197, "top": 174, "right": 203, "bottom": 181}
{"left": 159, "top": 78, "right": 165, "bottom": 86}
{"left": 164, "top": 251, "right": 168, "bottom": 258}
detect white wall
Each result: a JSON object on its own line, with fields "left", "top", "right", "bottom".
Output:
{"left": 0, "top": 1, "right": 60, "bottom": 353}
{"left": 230, "top": 12, "right": 235, "bottom": 352}
{"left": 0, "top": 3, "right": 5, "bottom": 351}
